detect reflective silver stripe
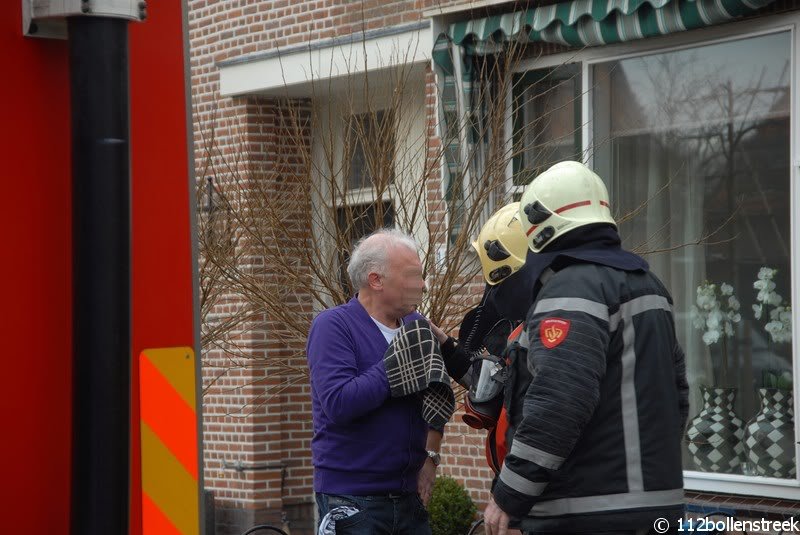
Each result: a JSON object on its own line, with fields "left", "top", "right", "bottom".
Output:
{"left": 533, "top": 297, "right": 609, "bottom": 322}
{"left": 529, "top": 488, "right": 685, "bottom": 516}
{"left": 499, "top": 466, "right": 547, "bottom": 496}
{"left": 509, "top": 441, "right": 565, "bottom": 470}
{"left": 620, "top": 304, "right": 643, "bottom": 492}
{"left": 609, "top": 294, "right": 672, "bottom": 332}
{"left": 625, "top": 294, "right": 672, "bottom": 316}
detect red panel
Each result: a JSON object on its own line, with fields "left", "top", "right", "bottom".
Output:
{"left": 129, "top": 0, "right": 194, "bottom": 354}
{"left": 129, "top": 2, "right": 196, "bottom": 534}
{"left": 0, "top": 5, "right": 72, "bottom": 535}
{"left": 0, "top": 3, "right": 194, "bottom": 533}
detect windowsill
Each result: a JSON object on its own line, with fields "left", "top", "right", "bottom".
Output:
{"left": 332, "top": 185, "right": 394, "bottom": 208}
{"left": 686, "top": 490, "right": 800, "bottom": 517}
{"left": 685, "top": 471, "right": 800, "bottom": 500}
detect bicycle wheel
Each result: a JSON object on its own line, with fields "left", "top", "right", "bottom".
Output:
{"left": 467, "top": 519, "right": 486, "bottom": 535}
{"left": 241, "top": 525, "right": 290, "bottom": 535}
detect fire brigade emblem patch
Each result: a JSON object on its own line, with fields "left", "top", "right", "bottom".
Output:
{"left": 540, "top": 318, "right": 570, "bottom": 349}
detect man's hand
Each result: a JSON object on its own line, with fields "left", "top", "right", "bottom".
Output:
{"left": 417, "top": 457, "right": 437, "bottom": 506}
{"left": 484, "top": 495, "right": 512, "bottom": 535}
{"left": 428, "top": 321, "right": 449, "bottom": 345}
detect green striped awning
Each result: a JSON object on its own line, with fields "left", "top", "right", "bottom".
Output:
{"left": 444, "top": 0, "right": 777, "bottom": 49}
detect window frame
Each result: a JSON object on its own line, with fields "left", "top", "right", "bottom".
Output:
{"left": 507, "top": 11, "right": 800, "bottom": 499}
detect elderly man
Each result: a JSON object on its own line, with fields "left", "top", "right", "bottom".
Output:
{"left": 307, "top": 228, "right": 440, "bottom": 534}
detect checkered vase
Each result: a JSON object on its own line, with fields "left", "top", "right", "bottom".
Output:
{"left": 744, "top": 388, "right": 796, "bottom": 479}
{"left": 685, "top": 386, "right": 745, "bottom": 474}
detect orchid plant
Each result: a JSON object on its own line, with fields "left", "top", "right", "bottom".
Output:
{"left": 752, "top": 267, "right": 792, "bottom": 345}
{"left": 691, "top": 281, "right": 741, "bottom": 388}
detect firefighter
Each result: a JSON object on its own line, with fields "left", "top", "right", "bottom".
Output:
{"left": 432, "top": 202, "right": 532, "bottom": 476}
{"left": 461, "top": 202, "right": 529, "bottom": 427}
{"left": 482, "top": 161, "right": 688, "bottom": 535}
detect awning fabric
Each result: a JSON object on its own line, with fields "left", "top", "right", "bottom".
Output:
{"left": 442, "top": 0, "right": 777, "bottom": 49}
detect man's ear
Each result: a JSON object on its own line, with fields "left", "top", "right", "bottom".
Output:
{"left": 367, "top": 271, "right": 382, "bottom": 290}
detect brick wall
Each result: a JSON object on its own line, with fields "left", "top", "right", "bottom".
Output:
{"left": 195, "top": 95, "right": 316, "bottom": 534}
{"left": 189, "top": 0, "right": 478, "bottom": 66}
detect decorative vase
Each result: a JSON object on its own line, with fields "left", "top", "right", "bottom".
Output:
{"left": 744, "top": 388, "right": 796, "bottom": 479}
{"left": 685, "top": 386, "right": 745, "bottom": 473}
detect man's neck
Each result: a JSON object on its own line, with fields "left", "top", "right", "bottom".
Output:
{"left": 357, "top": 292, "right": 400, "bottom": 329}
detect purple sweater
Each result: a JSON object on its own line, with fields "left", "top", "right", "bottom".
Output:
{"left": 306, "top": 297, "right": 427, "bottom": 495}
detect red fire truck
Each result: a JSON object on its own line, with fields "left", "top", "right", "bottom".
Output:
{"left": 1, "top": 2, "right": 201, "bottom": 534}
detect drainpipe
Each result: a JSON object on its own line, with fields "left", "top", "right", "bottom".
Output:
{"left": 24, "top": 3, "right": 146, "bottom": 533}
{"left": 68, "top": 15, "right": 132, "bottom": 534}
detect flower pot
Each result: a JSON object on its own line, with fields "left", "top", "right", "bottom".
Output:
{"left": 685, "top": 386, "right": 745, "bottom": 473}
{"left": 744, "top": 388, "right": 795, "bottom": 479}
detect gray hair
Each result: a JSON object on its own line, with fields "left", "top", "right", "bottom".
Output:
{"left": 347, "top": 228, "right": 419, "bottom": 290}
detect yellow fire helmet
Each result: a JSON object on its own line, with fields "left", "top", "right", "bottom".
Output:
{"left": 518, "top": 161, "right": 616, "bottom": 253}
{"left": 471, "top": 202, "right": 528, "bottom": 285}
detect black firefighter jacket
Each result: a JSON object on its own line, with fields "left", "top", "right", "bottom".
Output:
{"left": 494, "top": 261, "right": 690, "bottom": 533}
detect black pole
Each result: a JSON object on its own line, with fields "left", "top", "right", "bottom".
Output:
{"left": 69, "top": 16, "right": 131, "bottom": 535}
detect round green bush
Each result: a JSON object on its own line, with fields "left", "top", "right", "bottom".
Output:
{"left": 428, "top": 476, "right": 478, "bottom": 535}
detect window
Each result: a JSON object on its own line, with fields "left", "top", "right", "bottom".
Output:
{"left": 338, "top": 109, "right": 397, "bottom": 294}
{"left": 512, "top": 64, "right": 582, "bottom": 199}
{"left": 593, "top": 31, "right": 792, "bottom": 479}
{"left": 345, "top": 110, "right": 396, "bottom": 191}
{"left": 511, "top": 17, "right": 797, "bottom": 496}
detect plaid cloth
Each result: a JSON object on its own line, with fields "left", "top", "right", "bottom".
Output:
{"left": 383, "top": 320, "right": 456, "bottom": 432}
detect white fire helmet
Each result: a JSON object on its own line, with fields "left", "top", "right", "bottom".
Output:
{"left": 518, "top": 161, "right": 616, "bottom": 253}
